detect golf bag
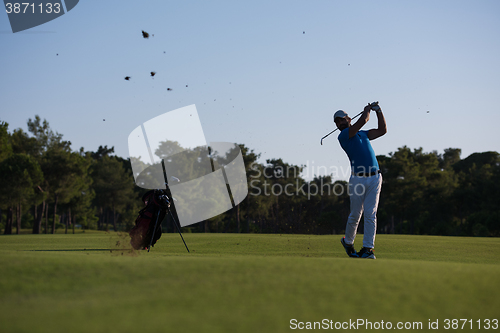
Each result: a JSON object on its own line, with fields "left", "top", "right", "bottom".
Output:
{"left": 129, "top": 190, "right": 169, "bottom": 250}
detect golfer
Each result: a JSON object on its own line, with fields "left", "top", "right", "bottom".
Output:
{"left": 335, "top": 103, "right": 387, "bottom": 259}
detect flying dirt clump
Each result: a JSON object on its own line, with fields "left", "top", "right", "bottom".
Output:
{"left": 109, "top": 232, "right": 139, "bottom": 256}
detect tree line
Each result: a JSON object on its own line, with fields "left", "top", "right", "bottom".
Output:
{"left": 1, "top": 116, "right": 499, "bottom": 237}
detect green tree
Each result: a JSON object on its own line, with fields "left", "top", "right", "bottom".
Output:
{"left": 303, "top": 176, "right": 350, "bottom": 235}
{"left": 0, "top": 154, "right": 43, "bottom": 234}
{"left": 378, "top": 147, "right": 427, "bottom": 234}
{"left": 0, "top": 121, "right": 12, "bottom": 162}
{"left": 91, "top": 155, "right": 135, "bottom": 231}
{"left": 41, "top": 149, "right": 89, "bottom": 233}
{"left": 23, "top": 116, "right": 75, "bottom": 234}
{"left": 206, "top": 144, "right": 262, "bottom": 233}
{"left": 237, "top": 144, "right": 261, "bottom": 233}
{"left": 439, "top": 148, "right": 462, "bottom": 170}
{"left": 0, "top": 121, "right": 12, "bottom": 233}
{"left": 27, "top": 115, "right": 71, "bottom": 152}
{"left": 377, "top": 146, "right": 459, "bottom": 235}
{"left": 452, "top": 152, "right": 500, "bottom": 236}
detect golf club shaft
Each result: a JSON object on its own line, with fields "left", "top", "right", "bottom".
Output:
{"left": 320, "top": 110, "right": 364, "bottom": 145}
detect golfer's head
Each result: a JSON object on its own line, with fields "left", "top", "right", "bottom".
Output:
{"left": 334, "top": 110, "right": 350, "bottom": 131}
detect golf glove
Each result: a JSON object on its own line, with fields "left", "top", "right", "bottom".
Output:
{"left": 369, "top": 102, "right": 381, "bottom": 112}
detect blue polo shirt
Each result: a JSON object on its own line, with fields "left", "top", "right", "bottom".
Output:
{"left": 338, "top": 129, "right": 379, "bottom": 174}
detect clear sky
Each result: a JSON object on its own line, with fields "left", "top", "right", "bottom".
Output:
{"left": 1, "top": 0, "right": 499, "bottom": 181}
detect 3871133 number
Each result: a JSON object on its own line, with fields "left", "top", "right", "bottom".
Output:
{"left": 5, "top": 3, "right": 61, "bottom": 14}
{"left": 443, "top": 319, "right": 498, "bottom": 330}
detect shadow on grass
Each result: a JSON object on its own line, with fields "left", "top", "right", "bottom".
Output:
{"left": 27, "top": 248, "right": 140, "bottom": 256}
{"left": 27, "top": 249, "right": 113, "bottom": 252}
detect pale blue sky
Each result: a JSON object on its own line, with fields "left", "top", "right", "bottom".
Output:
{"left": 1, "top": 0, "right": 499, "bottom": 180}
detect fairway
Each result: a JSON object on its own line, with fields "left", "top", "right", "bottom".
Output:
{"left": 0, "top": 232, "right": 499, "bottom": 333}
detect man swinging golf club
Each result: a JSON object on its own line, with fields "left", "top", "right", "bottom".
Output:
{"left": 335, "top": 102, "right": 387, "bottom": 259}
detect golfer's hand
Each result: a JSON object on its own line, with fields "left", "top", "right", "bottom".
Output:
{"left": 370, "top": 102, "right": 381, "bottom": 112}
{"left": 364, "top": 104, "right": 372, "bottom": 113}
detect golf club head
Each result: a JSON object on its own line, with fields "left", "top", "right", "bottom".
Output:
{"left": 320, "top": 128, "right": 339, "bottom": 145}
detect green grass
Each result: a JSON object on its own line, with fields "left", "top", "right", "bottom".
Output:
{"left": 0, "top": 232, "right": 499, "bottom": 332}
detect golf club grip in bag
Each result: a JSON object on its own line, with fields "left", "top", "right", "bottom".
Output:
{"left": 129, "top": 190, "right": 166, "bottom": 250}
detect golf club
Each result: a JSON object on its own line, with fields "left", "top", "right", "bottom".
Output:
{"left": 320, "top": 110, "right": 363, "bottom": 145}
{"left": 320, "top": 102, "right": 380, "bottom": 145}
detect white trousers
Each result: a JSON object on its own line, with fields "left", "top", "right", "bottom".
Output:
{"left": 344, "top": 173, "right": 382, "bottom": 249}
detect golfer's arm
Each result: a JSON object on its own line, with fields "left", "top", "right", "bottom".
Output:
{"left": 348, "top": 110, "right": 370, "bottom": 138}
{"left": 367, "top": 111, "right": 387, "bottom": 140}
